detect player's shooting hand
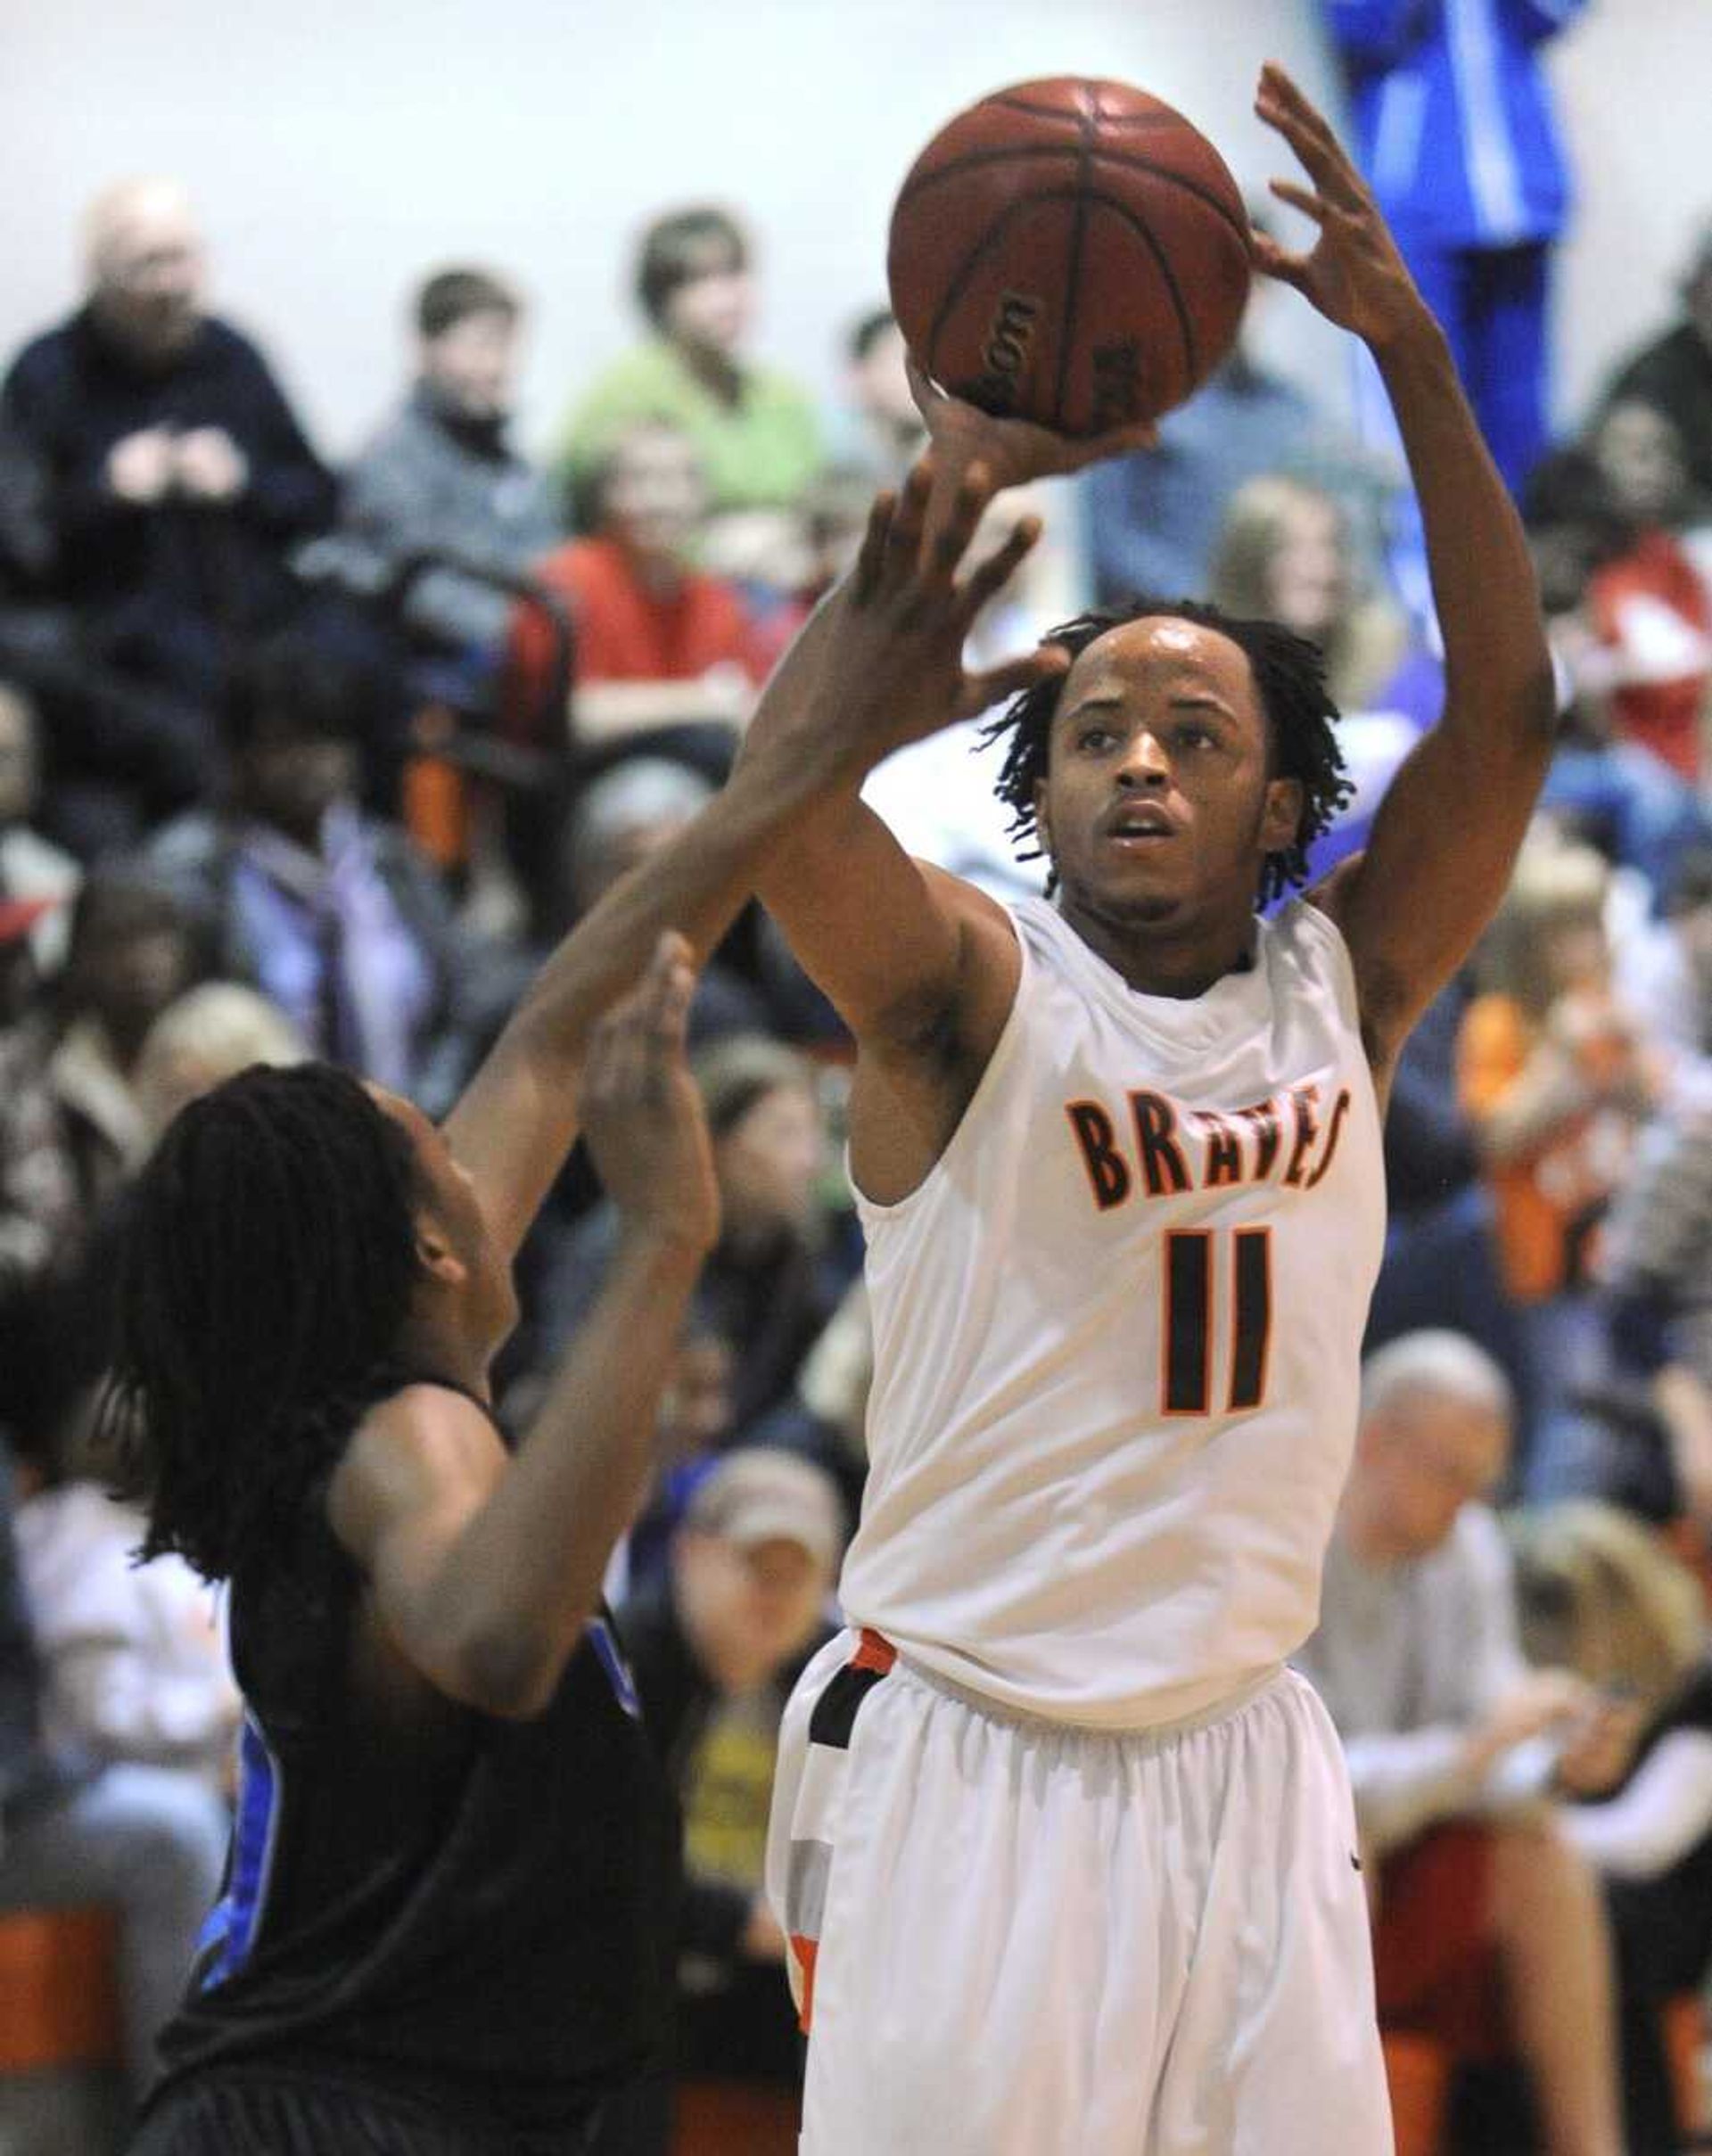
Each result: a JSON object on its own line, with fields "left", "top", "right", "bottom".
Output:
{"left": 846, "top": 451, "right": 1072, "bottom": 736}
{"left": 580, "top": 932, "right": 719, "bottom": 1258}
{"left": 737, "top": 450, "right": 1068, "bottom": 787}
{"left": 907, "top": 356, "right": 1157, "bottom": 493}
{"left": 1251, "top": 62, "right": 1434, "bottom": 354}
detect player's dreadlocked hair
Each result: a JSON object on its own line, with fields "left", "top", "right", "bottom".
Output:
{"left": 103, "top": 1063, "right": 423, "bottom": 1585}
{"left": 984, "top": 597, "right": 1353, "bottom": 908}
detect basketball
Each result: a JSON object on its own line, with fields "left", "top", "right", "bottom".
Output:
{"left": 886, "top": 78, "right": 1251, "bottom": 436}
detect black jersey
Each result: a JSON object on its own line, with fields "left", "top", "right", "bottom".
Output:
{"left": 144, "top": 1381, "right": 678, "bottom": 2149}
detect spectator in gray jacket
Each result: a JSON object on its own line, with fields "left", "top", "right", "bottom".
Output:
{"left": 326, "top": 267, "right": 560, "bottom": 687}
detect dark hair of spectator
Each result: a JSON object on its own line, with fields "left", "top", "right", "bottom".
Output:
{"left": 103, "top": 1062, "right": 422, "bottom": 1584}
{"left": 635, "top": 205, "right": 748, "bottom": 329}
{"left": 984, "top": 599, "right": 1352, "bottom": 906}
{"left": 847, "top": 308, "right": 896, "bottom": 364}
{"left": 416, "top": 267, "right": 519, "bottom": 341}
{"left": 218, "top": 634, "right": 382, "bottom": 754}
{"left": 1521, "top": 446, "right": 1633, "bottom": 562}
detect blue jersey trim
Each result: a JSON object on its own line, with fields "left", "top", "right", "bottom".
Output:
{"left": 195, "top": 1709, "right": 283, "bottom": 1987}
{"left": 588, "top": 1614, "right": 641, "bottom": 1719}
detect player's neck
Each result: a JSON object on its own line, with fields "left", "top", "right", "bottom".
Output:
{"left": 1056, "top": 890, "right": 1258, "bottom": 1000}
{"left": 391, "top": 1307, "right": 494, "bottom": 1405}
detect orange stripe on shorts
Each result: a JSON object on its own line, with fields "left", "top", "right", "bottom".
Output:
{"left": 790, "top": 1932, "right": 820, "bottom": 2034}
{"left": 852, "top": 1628, "right": 897, "bottom": 1675}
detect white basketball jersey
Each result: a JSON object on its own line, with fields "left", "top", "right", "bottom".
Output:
{"left": 840, "top": 893, "right": 1387, "bottom": 1731}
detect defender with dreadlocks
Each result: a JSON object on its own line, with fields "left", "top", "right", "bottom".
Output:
{"left": 752, "top": 69, "right": 1560, "bottom": 2156}
{"left": 111, "top": 451, "right": 1063, "bottom": 2156}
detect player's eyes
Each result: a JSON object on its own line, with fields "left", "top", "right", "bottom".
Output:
{"left": 1076, "top": 726, "right": 1116, "bottom": 752}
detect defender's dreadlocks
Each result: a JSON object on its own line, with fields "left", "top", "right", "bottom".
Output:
{"left": 103, "top": 1063, "right": 423, "bottom": 1584}
{"left": 984, "top": 597, "right": 1353, "bottom": 908}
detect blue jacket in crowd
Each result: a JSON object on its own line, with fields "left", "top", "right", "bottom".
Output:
{"left": 1325, "top": 0, "right": 1586, "bottom": 250}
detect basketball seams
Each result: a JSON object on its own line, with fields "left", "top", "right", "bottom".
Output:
{"left": 1089, "top": 191, "right": 1200, "bottom": 386}
{"left": 998, "top": 98, "right": 1184, "bottom": 129}
{"left": 1050, "top": 92, "right": 1098, "bottom": 432}
{"left": 919, "top": 191, "right": 1069, "bottom": 390}
{"left": 1087, "top": 147, "right": 1247, "bottom": 238}
{"left": 894, "top": 144, "right": 1084, "bottom": 216}
{"left": 894, "top": 144, "right": 1247, "bottom": 244}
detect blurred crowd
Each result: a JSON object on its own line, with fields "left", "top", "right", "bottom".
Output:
{"left": 1, "top": 44, "right": 1710, "bottom": 2153}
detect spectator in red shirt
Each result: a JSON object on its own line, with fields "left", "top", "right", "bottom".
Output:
{"left": 1585, "top": 398, "right": 1710, "bottom": 786}
{"left": 507, "top": 420, "right": 771, "bottom": 756}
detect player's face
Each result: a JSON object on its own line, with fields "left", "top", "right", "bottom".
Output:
{"left": 367, "top": 1088, "right": 519, "bottom": 1349}
{"left": 1034, "top": 619, "right": 1302, "bottom": 934}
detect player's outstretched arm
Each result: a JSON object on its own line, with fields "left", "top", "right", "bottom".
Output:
{"left": 331, "top": 935, "right": 717, "bottom": 1717}
{"left": 736, "top": 457, "right": 1071, "bottom": 1189}
{"left": 1252, "top": 63, "right": 1556, "bottom": 1074}
{"left": 441, "top": 461, "right": 1058, "bottom": 1257}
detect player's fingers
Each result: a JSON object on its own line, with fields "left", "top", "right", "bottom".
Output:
{"left": 885, "top": 457, "right": 934, "bottom": 580}
{"left": 581, "top": 1003, "right": 625, "bottom": 1108}
{"left": 1256, "top": 68, "right": 1366, "bottom": 210}
{"left": 1249, "top": 228, "right": 1313, "bottom": 291}
{"left": 1256, "top": 62, "right": 1344, "bottom": 155}
{"left": 1096, "top": 419, "right": 1160, "bottom": 457}
{"left": 956, "top": 640, "right": 1069, "bottom": 720}
{"left": 956, "top": 513, "right": 1041, "bottom": 621}
{"left": 905, "top": 352, "right": 947, "bottom": 427}
{"left": 1265, "top": 178, "right": 1329, "bottom": 227}
{"left": 852, "top": 490, "right": 894, "bottom": 603}
{"left": 927, "top": 459, "right": 996, "bottom": 584}
{"left": 633, "top": 931, "right": 697, "bottom": 1052}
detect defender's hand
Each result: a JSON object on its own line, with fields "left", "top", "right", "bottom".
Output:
{"left": 580, "top": 933, "right": 718, "bottom": 1255}
{"left": 1251, "top": 62, "right": 1434, "bottom": 353}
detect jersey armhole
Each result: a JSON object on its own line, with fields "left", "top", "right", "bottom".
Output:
{"left": 848, "top": 906, "right": 1031, "bottom": 1224}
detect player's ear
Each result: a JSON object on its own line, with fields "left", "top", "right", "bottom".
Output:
{"left": 1032, "top": 779, "right": 1055, "bottom": 865}
{"left": 1260, "top": 776, "right": 1304, "bottom": 856}
{"left": 412, "top": 1213, "right": 469, "bottom": 1290}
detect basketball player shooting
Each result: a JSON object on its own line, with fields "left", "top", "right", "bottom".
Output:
{"left": 753, "top": 64, "right": 1555, "bottom": 2155}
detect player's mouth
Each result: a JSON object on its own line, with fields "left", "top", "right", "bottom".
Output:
{"left": 1103, "top": 804, "right": 1177, "bottom": 846}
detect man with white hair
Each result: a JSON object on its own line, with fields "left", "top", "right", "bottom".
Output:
{"left": 1296, "top": 1329, "right": 1628, "bottom": 2156}
{"left": 0, "top": 177, "right": 336, "bottom": 826}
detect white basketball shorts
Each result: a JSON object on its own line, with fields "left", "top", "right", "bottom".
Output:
{"left": 766, "top": 1629, "right": 1392, "bottom": 2156}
